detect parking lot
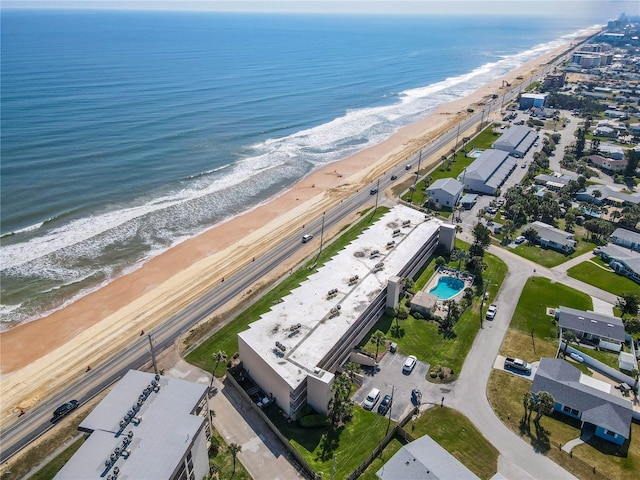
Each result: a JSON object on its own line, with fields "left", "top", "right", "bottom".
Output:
{"left": 351, "top": 351, "right": 431, "bottom": 421}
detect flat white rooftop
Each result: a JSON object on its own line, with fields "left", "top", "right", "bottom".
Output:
{"left": 239, "top": 205, "right": 442, "bottom": 389}
{"left": 55, "top": 370, "right": 207, "bottom": 479}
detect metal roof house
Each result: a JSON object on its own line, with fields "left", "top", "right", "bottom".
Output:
{"left": 610, "top": 227, "right": 640, "bottom": 252}
{"left": 238, "top": 206, "right": 454, "bottom": 418}
{"left": 599, "top": 244, "right": 640, "bottom": 284}
{"left": 376, "top": 434, "right": 479, "bottom": 480}
{"left": 576, "top": 186, "right": 640, "bottom": 206}
{"left": 492, "top": 125, "right": 538, "bottom": 157}
{"left": 55, "top": 370, "right": 212, "bottom": 480}
{"left": 457, "top": 149, "right": 515, "bottom": 195}
{"left": 556, "top": 306, "right": 626, "bottom": 352}
{"left": 531, "top": 358, "right": 633, "bottom": 446}
{"left": 426, "top": 178, "right": 464, "bottom": 208}
{"left": 524, "top": 221, "right": 576, "bottom": 253}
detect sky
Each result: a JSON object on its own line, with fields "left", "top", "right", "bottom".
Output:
{"left": 2, "top": 0, "right": 639, "bottom": 17}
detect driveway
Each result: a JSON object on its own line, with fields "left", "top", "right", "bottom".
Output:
{"left": 352, "top": 352, "right": 431, "bottom": 421}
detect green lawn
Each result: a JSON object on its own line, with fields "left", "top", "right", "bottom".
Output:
{"left": 186, "top": 207, "right": 390, "bottom": 374}
{"left": 208, "top": 431, "right": 252, "bottom": 479}
{"left": 360, "top": 245, "right": 507, "bottom": 380}
{"left": 568, "top": 261, "right": 640, "bottom": 296}
{"left": 266, "top": 405, "right": 393, "bottom": 479}
{"left": 510, "top": 237, "right": 597, "bottom": 268}
{"left": 411, "top": 407, "right": 499, "bottom": 480}
{"left": 29, "top": 437, "right": 85, "bottom": 480}
{"left": 359, "top": 436, "right": 408, "bottom": 480}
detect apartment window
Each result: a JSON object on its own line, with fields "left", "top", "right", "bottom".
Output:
{"left": 603, "top": 429, "right": 617, "bottom": 437}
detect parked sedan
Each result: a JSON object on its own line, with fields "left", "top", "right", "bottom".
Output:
{"left": 402, "top": 355, "right": 417, "bottom": 374}
{"left": 377, "top": 394, "right": 393, "bottom": 415}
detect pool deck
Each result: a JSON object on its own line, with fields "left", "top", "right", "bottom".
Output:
{"left": 423, "top": 268, "right": 474, "bottom": 315}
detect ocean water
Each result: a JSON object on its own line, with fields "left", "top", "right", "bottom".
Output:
{"left": 0, "top": 10, "right": 601, "bottom": 330}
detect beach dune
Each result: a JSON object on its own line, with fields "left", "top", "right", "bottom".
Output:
{"left": 0, "top": 37, "right": 590, "bottom": 424}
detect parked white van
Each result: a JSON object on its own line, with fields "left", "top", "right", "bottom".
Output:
{"left": 362, "top": 387, "right": 380, "bottom": 410}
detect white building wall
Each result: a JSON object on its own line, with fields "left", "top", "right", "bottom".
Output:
{"left": 306, "top": 370, "right": 334, "bottom": 416}
{"left": 238, "top": 335, "right": 293, "bottom": 415}
{"left": 191, "top": 425, "right": 211, "bottom": 480}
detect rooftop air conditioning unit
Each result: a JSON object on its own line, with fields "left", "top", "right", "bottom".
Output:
{"left": 132, "top": 416, "right": 142, "bottom": 425}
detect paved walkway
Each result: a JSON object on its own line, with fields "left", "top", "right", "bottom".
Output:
{"left": 561, "top": 437, "right": 584, "bottom": 454}
{"left": 165, "top": 359, "right": 304, "bottom": 480}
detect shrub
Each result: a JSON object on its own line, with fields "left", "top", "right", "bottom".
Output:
{"left": 413, "top": 311, "right": 424, "bottom": 320}
{"left": 299, "top": 414, "right": 330, "bottom": 428}
{"left": 297, "top": 404, "right": 316, "bottom": 418}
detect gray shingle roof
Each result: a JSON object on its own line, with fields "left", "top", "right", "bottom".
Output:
{"left": 427, "top": 178, "right": 464, "bottom": 196}
{"left": 557, "top": 306, "right": 625, "bottom": 342}
{"left": 600, "top": 244, "right": 640, "bottom": 276}
{"left": 526, "top": 221, "right": 576, "bottom": 249}
{"left": 531, "top": 358, "right": 633, "bottom": 438}
{"left": 376, "top": 434, "right": 479, "bottom": 480}
{"left": 492, "top": 125, "right": 537, "bottom": 152}
{"left": 611, "top": 228, "right": 640, "bottom": 245}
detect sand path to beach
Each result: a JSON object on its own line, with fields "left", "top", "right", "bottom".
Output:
{"left": 0, "top": 36, "right": 590, "bottom": 423}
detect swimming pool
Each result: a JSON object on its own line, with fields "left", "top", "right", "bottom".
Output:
{"left": 468, "top": 149, "right": 485, "bottom": 158}
{"left": 429, "top": 276, "right": 465, "bottom": 300}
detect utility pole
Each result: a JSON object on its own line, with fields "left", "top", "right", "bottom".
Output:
{"left": 455, "top": 122, "right": 461, "bottom": 151}
{"left": 417, "top": 150, "right": 422, "bottom": 176}
{"left": 386, "top": 385, "right": 396, "bottom": 435}
{"left": 147, "top": 333, "right": 158, "bottom": 375}
{"left": 374, "top": 179, "right": 380, "bottom": 212}
{"left": 479, "top": 277, "right": 491, "bottom": 329}
{"left": 531, "top": 304, "right": 541, "bottom": 355}
{"left": 319, "top": 212, "right": 326, "bottom": 256}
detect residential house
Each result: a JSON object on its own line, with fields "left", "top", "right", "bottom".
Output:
{"left": 584, "top": 154, "right": 627, "bottom": 173}
{"left": 599, "top": 244, "right": 640, "bottom": 284}
{"left": 55, "top": 370, "right": 212, "bottom": 480}
{"left": 610, "top": 227, "right": 640, "bottom": 252}
{"left": 426, "top": 178, "right": 464, "bottom": 209}
{"left": 457, "top": 149, "right": 515, "bottom": 195}
{"left": 376, "top": 434, "right": 479, "bottom": 480}
{"left": 556, "top": 306, "right": 626, "bottom": 352}
{"left": 593, "top": 125, "right": 617, "bottom": 138}
{"left": 604, "top": 109, "right": 630, "bottom": 120}
{"left": 534, "top": 172, "right": 577, "bottom": 190}
{"left": 492, "top": 125, "right": 538, "bottom": 157}
{"left": 598, "top": 142, "right": 625, "bottom": 160}
{"left": 531, "top": 358, "right": 633, "bottom": 446}
{"left": 524, "top": 221, "right": 576, "bottom": 253}
{"left": 576, "top": 185, "right": 640, "bottom": 207}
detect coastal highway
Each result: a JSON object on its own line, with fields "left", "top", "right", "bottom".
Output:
{"left": 0, "top": 63, "right": 551, "bottom": 462}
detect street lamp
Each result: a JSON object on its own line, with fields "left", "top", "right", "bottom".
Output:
{"left": 386, "top": 385, "right": 396, "bottom": 435}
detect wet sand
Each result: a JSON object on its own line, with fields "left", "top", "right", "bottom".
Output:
{"left": 0, "top": 35, "right": 590, "bottom": 420}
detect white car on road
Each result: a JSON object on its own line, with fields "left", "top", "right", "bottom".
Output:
{"left": 486, "top": 304, "right": 498, "bottom": 320}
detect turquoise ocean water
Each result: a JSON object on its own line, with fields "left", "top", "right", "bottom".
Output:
{"left": 0, "top": 10, "right": 603, "bottom": 329}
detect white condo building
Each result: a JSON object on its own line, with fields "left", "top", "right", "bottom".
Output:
{"left": 55, "top": 370, "right": 212, "bottom": 480}
{"left": 238, "top": 205, "right": 455, "bottom": 418}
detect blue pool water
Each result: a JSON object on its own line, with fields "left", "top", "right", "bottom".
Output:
{"left": 469, "top": 149, "right": 485, "bottom": 158}
{"left": 429, "top": 276, "right": 465, "bottom": 300}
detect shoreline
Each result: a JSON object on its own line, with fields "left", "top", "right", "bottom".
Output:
{"left": 0, "top": 33, "right": 592, "bottom": 418}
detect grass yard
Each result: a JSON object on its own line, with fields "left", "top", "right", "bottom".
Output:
{"left": 488, "top": 369, "right": 640, "bottom": 480}
{"left": 568, "top": 261, "right": 640, "bottom": 296}
{"left": 186, "top": 207, "right": 389, "bottom": 374}
{"left": 208, "top": 431, "right": 252, "bottom": 480}
{"left": 266, "top": 405, "right": 393, "bottom": 479}
{"left": 361, "top": 247, "right": 507, "bottom": 380}
{"left": 411, "top": 406, "right": 499, "bottom": 480}
{"left": 509, "top": 277, "right": 592, "bottom": 339}
{"left": 359, "top": 435, "right": 408, "bottom": 480}
{"left": 29, "top": 437, "right": 85, "bottom": 480}
{"left": 573, "top": 344, "right": 620, "bottom": 370}
{"left": 510, "top": 237, "right": 597, "bottom": 268}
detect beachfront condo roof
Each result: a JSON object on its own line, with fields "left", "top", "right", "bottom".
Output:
{"left": 238, "top": 206, "right": 442, "bottom": 392}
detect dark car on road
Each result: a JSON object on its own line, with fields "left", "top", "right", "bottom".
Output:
{"left": 51, "top": 400, "right": 79, "bottom": 422}
{"left": 377, "top": 394, "right": 392, "bottom": 415}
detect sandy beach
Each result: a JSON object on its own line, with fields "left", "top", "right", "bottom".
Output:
{"left": 0, "top": 34, "right": 591, "bottom": 421}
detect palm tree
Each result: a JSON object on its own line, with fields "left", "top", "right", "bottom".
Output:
{"left": 212, "top": 350, "right": 227, "bottom": 379}
{"left": 522, "top": 392, "right": 531, "bottom": 422}
{"left": 371, "top": 330, "right": 386, "bottom": 360}
{"left": 342, "top": 361, "right": 361, "bottom": 382}
{"left": 227, "top": 443, "right": 242, "bottom": 474}
{"left": 533, "top": 391, "right": 555, "bottom": 429}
